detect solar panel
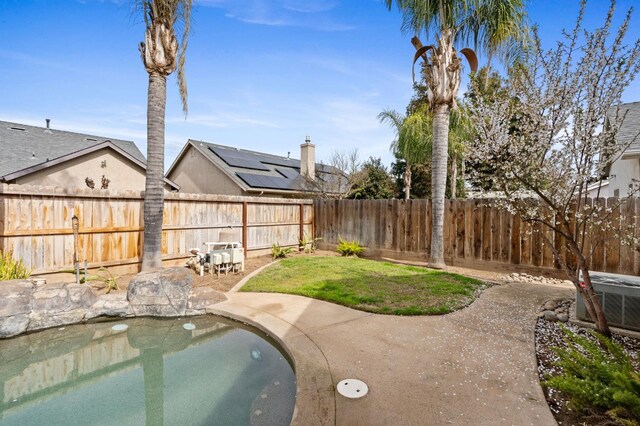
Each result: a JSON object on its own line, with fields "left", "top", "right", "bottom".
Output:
{"left": 208, "top": 147, "right": 270, "bottom": 171}
{"left": 236, "top": 172, "right": 293, "bottom": 190}
{"left": 261, "top": 157, "right": 300, "bottom": 168}
{"left": 276, "top": 167, "right": 299, "bottom": 179}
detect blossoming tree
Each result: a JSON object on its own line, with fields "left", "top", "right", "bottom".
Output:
{"left": 468, "top": 0, "right": 640, "bottom": 336}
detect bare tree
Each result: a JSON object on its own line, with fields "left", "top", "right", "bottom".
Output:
{"left": 468, "top": 0, "right": 640, "bottom": 336}
{"left": 311, "top": 149, "right": 362, "bottom": 199}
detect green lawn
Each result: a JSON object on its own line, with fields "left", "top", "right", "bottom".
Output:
{"left": 240, "top": 256, "right": 487, "bottom": 315}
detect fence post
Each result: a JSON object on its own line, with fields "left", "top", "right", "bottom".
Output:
{"left": 299, "top": 203, "right": 305, "bottom": 245}
{"left": 242, "top": 202, "right": 248, "bottom": 258}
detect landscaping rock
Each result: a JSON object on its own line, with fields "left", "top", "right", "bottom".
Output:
{"left": 504, "top": 272, "right": 572, "bottom": 286}
{"left": 0, "top": 279, "right": 35, "bottom": 317}
{"left": 86, "top": 292, "right": 133, "bottom": 320}
{"left": 127, "top": 267, "right": 193, "bottom": 317}
{"left": 0, "top": 314, "right": 30, "bottom": 338}
{"left": 32, "top": 283, "right": 97, "bottom": 313}
{"left": 538, "top": 297, "right": 573, "bottom": 324}
{"left": 28, "top": 308, "right": 87, "bottom": 331}
{"left": 186, "top": 287, "right": 227, "bottom": 315}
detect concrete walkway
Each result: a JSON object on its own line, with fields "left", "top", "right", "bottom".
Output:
{"left": 208, "top": 281, "right": 573, "bottom": 426}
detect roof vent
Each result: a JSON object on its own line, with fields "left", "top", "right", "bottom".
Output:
{"left": 10, "top": 127, "right": 25, "bottom": 131}
{"left": 44, "top": 118, "right": 52, "bottom": 134}
{"left": 86, "top": 137, "right": 98, "bottom": 142}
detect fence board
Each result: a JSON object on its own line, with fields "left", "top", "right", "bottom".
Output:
{"left": 312, "top": 197, "right": 639, "bottom": 276}
{"left": 620, "top": 199, "right": 635, "bottom": 275}
{"left": 455, "top": 200, "right": 465, "bottom": 258}
{"left": 0, "top": 185, "right": 313, "bottom": 274}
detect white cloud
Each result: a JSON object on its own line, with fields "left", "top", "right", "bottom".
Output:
{"left": 200, "top": 0, "right": 355, "bottom": 31}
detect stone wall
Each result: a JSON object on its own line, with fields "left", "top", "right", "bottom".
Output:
{"left": 0, "top": 267, "right": 226, "bottom": 338}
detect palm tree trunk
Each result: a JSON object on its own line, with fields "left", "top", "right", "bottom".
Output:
{"left": 142, "top": 72, "right": 167, "bottom": 271}
{"left": 404, "top": 164, "right": 412, "bottom": 200}
{"left": 429, "top": 103, "right": 450, "bottom": 269}
{"left": 450, "top": 153, "right": 458, "bottom": 200}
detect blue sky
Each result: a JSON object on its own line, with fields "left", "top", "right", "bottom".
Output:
{"left": 1, "top": 0, "right": 639, "bottom": 170}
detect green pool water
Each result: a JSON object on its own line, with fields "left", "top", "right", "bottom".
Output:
{"left": 0, "top": 316, "right": 296, "bottom": 426}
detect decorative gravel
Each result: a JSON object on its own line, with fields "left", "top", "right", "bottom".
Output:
{"left": 535, "top": 315, "right": 640, "bottom": 425}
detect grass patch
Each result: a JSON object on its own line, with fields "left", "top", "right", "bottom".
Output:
{"left": 240, "top": 256, "right": 487, "bottom": 315}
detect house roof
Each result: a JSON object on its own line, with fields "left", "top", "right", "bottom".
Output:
{"left": 608, "top": 102, "right": 640, "bottom": 158}
{"left": 0, "top": 120, "right": 147, "bottom": 181}
{"left": 167, "top": 140, "right": 344, "bottom": 194}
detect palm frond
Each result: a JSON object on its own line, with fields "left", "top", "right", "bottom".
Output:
{"left": 138, "top": 0, "right": 192, "bottom": 115}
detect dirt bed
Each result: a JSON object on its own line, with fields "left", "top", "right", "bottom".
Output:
{"left": 105, "top": 250, "right": 341, "bottom": 295}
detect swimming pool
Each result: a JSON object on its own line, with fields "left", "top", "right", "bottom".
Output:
{"left": 0, "top": 316, "right": 296, "bottom": 425}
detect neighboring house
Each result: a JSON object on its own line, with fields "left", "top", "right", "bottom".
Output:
{"left": 588, "top": 102, "right": 640, "bottom": 198}
{"left": 0, "top": 120, "right": 178, "bottom": 191}
{"left": 166, "top": 138, "right": 344, "bottom": 198}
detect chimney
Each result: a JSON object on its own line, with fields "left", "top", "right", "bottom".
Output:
{"left": 300, "top": 136, "right": 315, "bottom": 180}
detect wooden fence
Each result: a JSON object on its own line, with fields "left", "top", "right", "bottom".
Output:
{"left": 0, "top": 184, "right": 313, "bottom": 275}
{"left": 314, "top": 198, "right": 640, "bottom": 277}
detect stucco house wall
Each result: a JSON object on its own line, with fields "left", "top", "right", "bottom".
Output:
{"left": 15, "top": 148, "right": 148, "bottom": 191}
{"left": 167, "top": 145, "right": 244, "bottom": 196}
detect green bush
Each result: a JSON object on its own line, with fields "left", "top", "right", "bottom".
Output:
{"left": 272, "top": 243, "right": 295, "bottom": 259}
{"left": 336, "top": 237, "right": 364, "bottom": 257}
{"left": 0, "top": 250, "right": 31, "bottom": 280}
{"left": 544, "top": 326, "right": 640, "bottom": 425}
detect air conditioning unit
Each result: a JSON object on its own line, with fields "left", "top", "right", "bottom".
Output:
{"left": 576, "top": 271, "right": 640, "bottom": 331}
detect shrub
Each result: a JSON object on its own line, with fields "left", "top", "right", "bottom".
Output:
{"left": 0, "top": 250, "right": 31, "bottom": 280}
{"left": 299, "top": 233, "right": 323, "bottom": 254}
{"left": 336, "top": 237, "right": 364, "bottom": 257}
{"left": 83, "top": 267, "right": 120, "bottom": 293}
{"left": 544, "top": 326, "right": 640, "bottom": 425}
{"left": 272, "top": 243, "right": 295, "bottom": 259}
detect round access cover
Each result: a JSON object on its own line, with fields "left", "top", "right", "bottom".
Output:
{"left": 336, "top": 379, "right": 368, "bottom": 399}
{"left": 183, "top": 323, "right": 196, "bottom": 330}
{"left": 111, "top": 324, "right": 128, "bottom": 332}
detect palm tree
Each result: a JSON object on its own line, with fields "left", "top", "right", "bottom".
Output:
{"left": 138, "top": 0, "right": 191, "bottom": 271}
{"left": 385, "top": 0, "right": 527, "bottom": 269}
{"left": 378, "top": 108, "right": 431, "bottom": 199}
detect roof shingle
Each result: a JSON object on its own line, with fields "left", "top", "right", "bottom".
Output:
{"left": 0, "top": 120, "right": 146, "bottom": 179}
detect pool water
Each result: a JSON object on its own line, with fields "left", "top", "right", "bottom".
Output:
{"left": 0, "top": 316, "right": 296, "bottom": 426}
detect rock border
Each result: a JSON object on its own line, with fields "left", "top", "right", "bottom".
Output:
{"left": 0, "top": 267, "right": 226, "bottom": 338}
{"left": 536, "top": 298, "right": 572, "bottom": 323}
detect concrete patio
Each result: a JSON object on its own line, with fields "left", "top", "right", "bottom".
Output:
{"left": 208, "top": 280, "right": 573, "bottom": 426}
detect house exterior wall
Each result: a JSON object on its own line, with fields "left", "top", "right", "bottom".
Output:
{"left": 586, "top": 182, "right": 611, "bottom": 198}
{"left": 168, "top": 145, "right": 245, "bottom": 196}
{"left": 609, "top": 157, "right": 640, "bottom": 197}
{"left": 15, "top": 148, "right": 149, "bottom": 191}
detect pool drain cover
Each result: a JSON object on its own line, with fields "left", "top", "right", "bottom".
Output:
{"left": 336, "top": 379, "right": 368, "bottom": 398}
{"left": 111, "top": 324, "right": 128, "bottom": 332}
{"left": 183, "top": 323, "right": 196, "bottom": 330}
